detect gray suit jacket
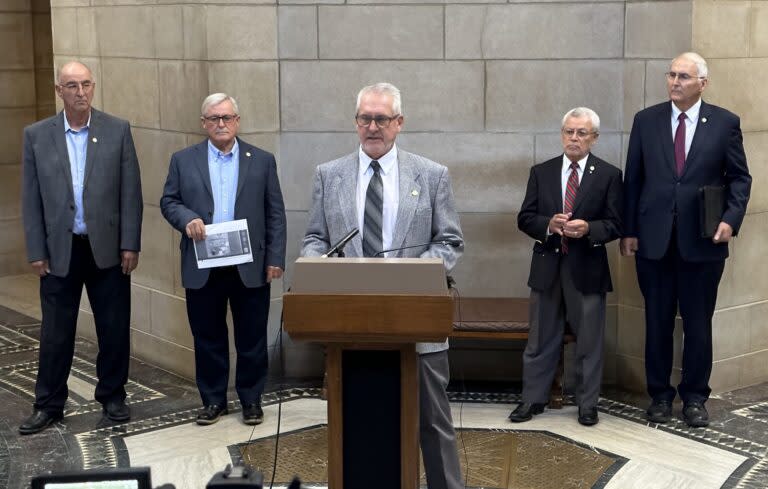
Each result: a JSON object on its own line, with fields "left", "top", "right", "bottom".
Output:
{"left": 22, "top": 109, "right": 143, "bottom": 276}
{"left": 302, "top": 149, "right": 464, "bottom": 353}
{"left": 160, "top": 138, "right": 287, "bottom": 290}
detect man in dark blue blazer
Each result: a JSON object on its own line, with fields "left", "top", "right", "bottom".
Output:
{"left": 622, "top": 53, "right": 751, "bottom": 427}
{"left": 161, "top": 93, "right": 286, "bottom": 425}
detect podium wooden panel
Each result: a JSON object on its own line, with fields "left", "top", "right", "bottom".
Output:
{"left": 283, "top": 258, "right": 452, "bottom": 489}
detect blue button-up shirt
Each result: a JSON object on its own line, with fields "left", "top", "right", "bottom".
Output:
{"left": 207, "top": 139, "right": 239, "bottom": 224}
{"left": 63, "top": 112, "right": 90, "bottom": 235}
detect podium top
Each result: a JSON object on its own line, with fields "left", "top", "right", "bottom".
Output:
{"left": 291, "top": 257, "right": 448, "bottom": 295}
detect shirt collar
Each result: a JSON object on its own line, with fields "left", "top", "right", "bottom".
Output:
{"left": 671, "top": 98, "right": 702, "bottom": 122}
{"left": 208, "top": 138, "right": 239, "bottom": 161}
{"left": 359, "top": 144, "right": 398, "bottom": 176}
{"left": 63, "top": 110, "right": 91, "bottom": 133}
{"left": 562, "top": 153, "right": 589, "bottom": 172}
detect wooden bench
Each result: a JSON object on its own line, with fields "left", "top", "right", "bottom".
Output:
{"left": 451, "top": 297, "right": 574, "bottom": 408}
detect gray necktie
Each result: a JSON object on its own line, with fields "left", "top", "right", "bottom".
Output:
{"left": 363, "top": 160, "right": 383, "bottom": 257}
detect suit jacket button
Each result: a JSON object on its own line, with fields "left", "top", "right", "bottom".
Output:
{"left": 555, "top": 248, "right": 560, "bottom": 253}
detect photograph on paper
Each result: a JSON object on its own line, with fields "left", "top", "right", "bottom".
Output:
{"left": 194, "top": 219, "right": 253, "bottom": 269}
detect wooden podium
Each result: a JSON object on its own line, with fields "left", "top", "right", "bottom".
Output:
{"left": 283, "top": 257, "right": 453, "bottom": 489}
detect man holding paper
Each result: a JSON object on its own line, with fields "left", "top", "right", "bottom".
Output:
{"left": 160, "top": 93, "right": 286, "bottom": 425}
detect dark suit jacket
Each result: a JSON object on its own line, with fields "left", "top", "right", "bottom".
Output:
{"left": 624, "top": 101, "right": 751, "bottom": 262}
{"left": 160, "top": 138, "right": 287, "bottom": 290}
{"left": 518, "top": 154, "right": 622, "bottom": 295}
{"left": 22, "top": 109, "right": 143, "bottom": 276}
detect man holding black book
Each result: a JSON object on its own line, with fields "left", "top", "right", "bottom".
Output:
{"left": 621, "top": 52, "right": 752, "bottom": 427}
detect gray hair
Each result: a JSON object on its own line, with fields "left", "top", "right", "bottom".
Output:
{"left": 356, "top": 82, "right": 402, "bottom": 116}
{"left": 562, "top": 107, "right": 600, "bottom": 133}
{"left": 56, "top": 61, "right": 94, "bottom": 84}
{"left": 672, "top": 52, "right": 709, "bottom": 78}
{"left": 201, "top": 93, "right": 240, "bottom": 116}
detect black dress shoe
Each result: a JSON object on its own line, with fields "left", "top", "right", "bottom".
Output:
{"left": 682, "top": 402, "right": 709, "bottom": 427}
{"left": 242, "top": 403, "right": 264, "bottom": 425}
{"left": 578, "top": 406, "right": 599, "bottom": 426}
{"left": 646, "top": 399, "right": 673, "bottom": 423}
{"left": 19, "top": 410, "right": 63, "bottom": 435}
{"left": 103, "top": 400, "right": 130, "bottom": 422}
{"left": 508, "top": 402, "right": 546, "bottom": 423}
{"left": 197, "top": 405, "right": 228, "bottom": 425}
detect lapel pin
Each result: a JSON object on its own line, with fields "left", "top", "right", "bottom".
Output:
{"left": 411, "top": 190, "right": 419, "bottom": 196}
{"left": 589, "top": 165, "right": 595, "bottom": 173}
{"left": 246, "top": 152, "right": 251, "bottom": 157}
{"left": 92, "top": 137, "right": 97, "bottom": 143}
{"left": 701, "top": 117, "right": 707, "bottom": 123}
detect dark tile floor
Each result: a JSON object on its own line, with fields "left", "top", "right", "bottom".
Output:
{"left": 1, "top": 302, "right": 767, "bottom": 489}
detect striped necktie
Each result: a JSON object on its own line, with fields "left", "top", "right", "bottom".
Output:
{"left": 363, "top": 160, "right": 383, "bottom": 257}
{"left": 562, "top": 161, "right": 580, "bottom": 254}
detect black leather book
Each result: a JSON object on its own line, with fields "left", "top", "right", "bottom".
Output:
{"left": 699, "top": 185, "right": 725, "bottom": 238}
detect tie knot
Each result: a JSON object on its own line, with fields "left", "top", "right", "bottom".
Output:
{"left": 570, "top": 162, "right": 580, "bottom": 171}
{"left": 370, "top": 160, "right": 381, "bottom": 173}
{"left": 678, "top": 112, "right": 687, "bottom": 122}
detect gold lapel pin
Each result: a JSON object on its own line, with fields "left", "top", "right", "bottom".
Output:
{"left": 411, "top": 190, "right": 419, "bottom": 196}
{"left": 92, "top": 137, "right": 97, "bottom": 143}
{"left": 701, "top": 117, "right": 707, "bottom": 123}
{"left": 246, "top": 152, "right": 251, "bottom": 157}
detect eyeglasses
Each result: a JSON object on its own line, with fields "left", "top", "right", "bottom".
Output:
{"left": 59, "top": 81, "right": 94, "bottom": 92}
{"left": 202, "top": 114, "right": 239, "bottom": 125}
{"left": 665, "top": 72, "right": 705, "bottom": 82}
{"left": 562, "top": 128, "right": 597, "bottom": 139}
{"left": 355, "top": 114, "right": 399, "bottom": 129}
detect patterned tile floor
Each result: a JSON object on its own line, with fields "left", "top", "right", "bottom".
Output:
{"left": 1, "top": 302, "right": 767, "bottom": 489}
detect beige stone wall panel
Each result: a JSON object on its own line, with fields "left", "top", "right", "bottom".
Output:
{"left": 743, "top": 132, "right": 767, "bottom": 214}
{"left": 133, "top": 207, "right": 175, "bottom": 294}
{"left": 741, "top": 349, "right": 768, "bottom": 387}
{"left": 0, "top": 250, "right": 29, "bottom": 277}
{"left": 751, "top": 3, "right": 768, "bottom": 57}
{"left": 279, "top": 133, "right": 359, "bottom": 211}
{"left": 446, "top": 4, "right": 623, "bottom": 60}
{"left": 487, "top": 60, "right": 626, "bottom": 132}
{"left": 644, "top": 59, "right": 672, "bottom": 108}
{"left": 206, "top": 6, "right": 277, "bottom": 60}
{"left": 31, "top": 0, "right": 51, "bottom": 13}
{"left": 95, "top": 6, "right": 155, "bottom": 58}
{"left": 237, "top": 132, "right": 279, "bottom": 156}
{"left": 1, "top": 0, "right": 32, "bottom": 12}
{"left": 279, "top": 211, "right": 307, "bottom": 290}
{"left": 182, "top": 5, "right": 207, "bottom": 60}
{"left": 625, "top": 1, "right": 692, "bottom": 58}
{"left": 749, "top": 301, "right": 768, "bottom": 353}
{"left": 0, "top": 70, "right": 35, "bottom": 107}
{"left": 131, "top": 285, "right": 150, "bottom": 333}
{"left": 706, "top": 58, "right": 768, "bottom": 133}
{"left": 208, "top": 62, "right": 279, "bottom": 132}
{"left": 712, "top": 306, "right": 750, "bottom": 361}
{"left": 154, "top": 5, "right": 184, "bottom": 59}
{"left": 616, "top": 305, "right": 645, "bottom": 358}
{"left": 32, "top": 13, "right": 53, "bottom": 67}
{"left": 0, "top": 108, "right": 36, "bottom": 165}
{"left": 318, "top": 6, "right": 443, "bottom": 60}
{"left": 281, "top": 61, "right": 484, "bottom": 131}
{"left": 51, "top": 8, "right": 77, "bottom": 55}
{"left": 132, "top": 127, "right": 187, "bottom": 209}
{"left": 50, "top": 0, "right": 89, "bottom": 7}
{"left": 35, "top": 68, "right": 56, "bottom": 107}
{"left": 131, "top": 329, "right": 195, "bottom": 380}
{"left": 709, "top": 357, "right": 742, "bottom": 393}
{"left": 149, "top": 290, "right": 194, "bottom": 348}
{"left": 0, "top": 219, "right": 25, "bottom": 255}
{"left": 396, "top": 132, "right": 534, "bottom": 213}
{"left": 75, "top": 8, "right": 99, "bottom": 57}
{"left": 450, "top": 213, "right": 530, "bottom": 297}
{"left": 0, "top": 166, "right": 21, "bottom": 220}
{"left": 692, "top": 0, "right": 749, "bottom": 58}
{"left": 278, "top": 5, "right": 317, "bottom": 59}
{"left": 159, "top": 60, "right": 209, "bottom": 132}
{"left": 722, "top": 213, "right": 768, "bottom": 306}
{"left": 101, "top": 58, "right": 160, "bottom": 129}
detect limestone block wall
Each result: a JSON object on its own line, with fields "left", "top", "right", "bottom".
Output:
{"left": 615, "top": 0, "right": 768, "bottom": 395}
{"left": 37, "top": 0, "right": 767, "bottom": 391}
{"left": 0, "top": 0, "right": 54, "bottom": 277}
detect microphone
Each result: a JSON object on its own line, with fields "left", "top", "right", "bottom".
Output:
{"left": 321, "top": 228, "right": 359, "bottom": 258}
{"left": 374, "top": 239, "right": 462, "bottom": 257}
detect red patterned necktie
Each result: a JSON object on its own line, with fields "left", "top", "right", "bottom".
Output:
{"left": 562, "top": 161, "right": 580, "bottom": 254}
{"left": 674, "top": 112, "right": 687, "bottom": 176}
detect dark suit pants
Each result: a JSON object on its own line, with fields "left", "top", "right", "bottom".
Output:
{"left": 419, "top": 351, "right": 463, "bottom": 489}
{"left": 35, "top": 235, "right": 131, "bottom": 415}
{"left": 185, "top": 266, "right": 270, "bottom": 407}
{"left": 636, "top": 235, "right": 724, "bottom": 404}
{"left": 522, "top": 255, "right": 606, "bottom": 409}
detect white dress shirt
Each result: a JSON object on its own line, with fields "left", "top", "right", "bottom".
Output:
{"left": 561, "top": 153, "right": 587, "bottom": 208}
{"left": 671, "top": 98, "right": 702, "bottom": 158}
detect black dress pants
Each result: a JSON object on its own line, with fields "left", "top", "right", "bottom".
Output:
{"left": 185, "top": 266, "right": 270, "bottom": 407}
{"left": 636, "top": 233, "right": 724, "bottom": 404}
{"left": 35, "top": 235, "right": 131, "bottom": 414}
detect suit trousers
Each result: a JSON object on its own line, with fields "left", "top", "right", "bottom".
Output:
{"left": 522, "top": 255, "right": 606, "bottom": 408}
{"left": 419, "top": 350, "right": 463, "bottom": 489}
{"left": 35, "top": 235, "right": 130, "bottom": 414}
{"left": 636, "top": 232, "right": 724, "bottom": 404}
{"left": 185, "top": 266, "right": 270, "bottom": 407}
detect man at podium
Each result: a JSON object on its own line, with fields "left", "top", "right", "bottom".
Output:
{"left": 301, "top": 82, "right": 465, "bottom": 489}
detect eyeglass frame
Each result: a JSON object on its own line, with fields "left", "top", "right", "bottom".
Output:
{"left": 561, "top": 128, "right": 598, "bottom": 139}
{"left": 665, "top": 71, "right": 706, "bottom": 82}
{"left": 201, "top": 114, "right": 240, "bottom": 125}
{"left": 355, "top": 114, "right": 401, "bottom": 129}
{"left": 58, "top": 81, "right": 95, "bottom": 92}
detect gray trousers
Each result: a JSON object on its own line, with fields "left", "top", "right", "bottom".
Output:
{"left": 521, "top": 256, "right": 606, "bottom": 408}
{"left": 419, "top": 351, "right": 464, "bottom": 489}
